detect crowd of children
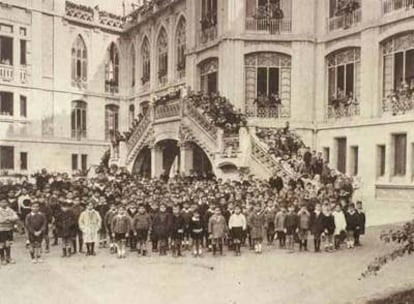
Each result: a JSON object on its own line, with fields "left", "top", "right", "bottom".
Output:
{"left": 0, "top": 165, "right": 366, "bottom": 265}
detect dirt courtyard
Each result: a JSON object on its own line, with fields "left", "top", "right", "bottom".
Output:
{"left": 1, "top": 224, "right": 413, "bottom": 304}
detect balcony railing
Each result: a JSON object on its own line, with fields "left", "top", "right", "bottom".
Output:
{"left": 245, "top": 17, "right": 292, "bottom": 33}
{"left": 383, "top": 0, "right": 414, "bottom": 14}
{"left": 0, "top": 64, "right": 13, "bottom": 82}
{"left": 383, "top": 90, "right": 414, "bottom": 116}
{"left": 184, "top": 101, "right": 218, "bottom": 140}
{"left": 327, "top": 103, "right": 360, "bottom": 119}
{"left": 154, "top": 101, "right": 181, "bottom": 120}
{"left": 105, "top": 81, "right": 119, "bottom": 94}
{"left": 20, "top": 67, "right": 28, "bottom": 84}
{"left": 199, "top": 25, "right": 217, "bottom": 44}
{"left": 127, "top": 111, "right": 151, "bottom": 151}
{"left": 222, "top": 135, "right": 240, "bottom": 158}
{"left": 328, "top": 8, "right": 361, "bottom": 31}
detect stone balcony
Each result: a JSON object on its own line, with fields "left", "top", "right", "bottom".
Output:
{"left": 328, "top": 8, "right": 361, "bottom": 32}
{"left": 327, "top": 103, "right": 360, "bottom": 120}
{"left": 0, "top": 64, "right": 29, "bottom": 84}
{"left": 382, "top": 0, "right": 414, "bottom": 15}
{"left": 245, "top": 17, "right": 292, "bottom": 34}
{"left": 383, "top": 91, "right": 414, "bottom": 116}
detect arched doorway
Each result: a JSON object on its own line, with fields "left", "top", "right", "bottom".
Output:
{"left": 132, "top": 146, "right": 151, "bottom": 178}
{"left": 192, "top": 143, "right": 212, "bottom": 175}
{"left": 159, "top": 139, "right": 180, "bottom": 177}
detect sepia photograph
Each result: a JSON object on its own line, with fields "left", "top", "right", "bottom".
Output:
{"left": 0, "top": 0, "right": 413, "bottom": 303}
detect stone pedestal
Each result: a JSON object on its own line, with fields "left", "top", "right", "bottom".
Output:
{"left": 151, "top": 146, "right": 163, "bottom": 178}
{"left": 179, "top": 143, "right": 194, "bottom": 175}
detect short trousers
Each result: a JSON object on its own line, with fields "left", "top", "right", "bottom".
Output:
{"left": 0, "top": 231, "right": 13, "bottom": 243}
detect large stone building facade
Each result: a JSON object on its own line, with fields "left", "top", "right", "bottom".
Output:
{"left": 1, "top": 0, "right": 414, "bottom": 205}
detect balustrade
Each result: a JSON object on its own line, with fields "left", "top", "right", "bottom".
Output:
{"left": 127, "top": 113, "right": 151, "bottom": 150}
{"left": 199, "top": 26, "right": 217, "bottom": 44}
{"left": 184, "top": 102, "right": 218, "bottom": 140}
{"left": 154, "top": 101, "right": 181, "bottom": 120}
{"left": 383, "top": 0, "right": 414, "bottom": 14}
{"left": 328, "top": 8, "right": 361, "bottom": 31}
{"left": 383, "top": 91, "right": 414, "bottom": 115}
{"left": 245, "top": 17, "right": 291, "bottom": 33}
{"left": 327, "top": 103, "right": 360, "bottom": 119}
{"left": 0, "top": 65, "right": 13, "bottom": 82}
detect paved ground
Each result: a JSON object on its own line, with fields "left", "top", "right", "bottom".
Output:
{"left": 0, "top": 224, "right": 413, "bottom": 304}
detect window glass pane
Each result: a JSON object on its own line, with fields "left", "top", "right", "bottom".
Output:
{"left": 0, "top": 146, "right": 14, "bottom": 170}
{"left": 394, "top": 134, "right": 407, "bottom": 176}
{"left": 0, "top": 92, "right": 13, "bottom": 116}
{"left": 20, "top": 152, "right": 27, "bottom": 170}
{"left": 257, "top": 67, "right": 268, "bottom": 96}
{"left": 0, "top": 36, "right": 13, "bottom": 65}
{"left": 328, "top": 67, "right": 336, "bottom": 103}
{"left": 20, "top": 95, "right": 27, "bottom": 117}
{"left": 394, "top": 52, "right": 404, "bottom": 89}
{"left": 72, "top": 154, "right": 78, "bottom": 171}
{"left": 345, "top": 63, "right": 354, "bottom": 96}
{"left": 405, "top": 49, "right": 414, "bottom": 88}
{"left": 377, "top": 145, "right": 386, "bottom": 177}
{"left": 20, "top": 40, "right": 26, "bottom": 65}
{"left": 207, "top": 72, "right": 217, "bottom": 94}
{"left": 336, "top": 137, "right": 347, "bottom": 174}
{"left": 81, "top": 154, "right": 87, "bottom": 171}
{"left": 337, "top": 65, "right": 345, "bottom": 95}
{"left": 268, "top": 67, "right": 279, "bottom": 95}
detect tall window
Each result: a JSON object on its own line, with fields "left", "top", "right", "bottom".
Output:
{"left": 71, "top": 35, "right": 87, "bottom": 87}
{"left": 20, "top": 152, "right": 27, "bottom": 170}
{"left": 81, "top": 154, "right": 87, "bottom": 172}
{"left": 141, "top": 37, "right": 151, "bottom": 85}
{"left": 377, "top": 145, "right": 386, "bottom": 177}
{"left": 201, "top": 0, "right": 217, "bottom": 30}
{"left": 176, "top": 18, "right": 186, "bottom": 77}
{"left": 393, "top": 134, "right": 407, "bottom": 176}
{"left": 72, "top": 154, "right": 78, "bottom": 171}
{"left": 105, "top": 43, "right": 119, "bottom": 93}
{"left": 0, "top": 91, "right": 13, "bottom": 116}
{"left": 105, "top": 104, "right": 119, "bottom": 140}
{"left": 71, "top": 100, "right": 87, "bottom": 139}
{"left": 157, "top": 28, "right": 168, "bottom": 85}
{"left": 327, "top": 48, "right": 360, "bottom": 105}
{"left": 129, "top": 104, "right": 135, "bottom": 127}
{"left": 0, "top": 36, "right": 13, "bottom": 65}
{"left": 245, "top": 52, "right": 291, "bottom": 118}
{"left": 0, "top": 146, "right": 14, "bottom": 170}
{"left": 350, "top": 146, "right": 359, "bottom": 176}
{"left": 20, "top": 40, "right": 26, "bottom": 65}
{"left": 131, "top": 44, "right": 136, "bottom": 87}
{"left": 20, "top": 95, "right": 27, "bottom": 117}
{"left": 382, "top": 32, "right": 414, "bottom": 114}
{"left": 199, "top": 58, "right": 218, "bottom": 94}
{"left": 336, "top": 137, "right": 347, "bottom": 174}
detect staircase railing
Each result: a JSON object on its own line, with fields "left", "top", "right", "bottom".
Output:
{"left": 126, "top": 111, "right": 152, "bottom": 152}
{"left": 251, "top": 134, "right": 296, "bottom": 181}
{"left": 183, "top": 101, "right": 218, "bottom": 140}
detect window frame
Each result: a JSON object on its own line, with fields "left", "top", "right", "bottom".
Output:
{"left": 71, "top": 100, "right": 87, "bottom": 139}
{"left": 0, "top": 146, "right": 14, "bottom": 170}
{"left": 71, "top": 35, "right": 87, "bottom": 86}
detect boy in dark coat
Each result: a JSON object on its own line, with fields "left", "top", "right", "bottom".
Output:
{"left": 111, "top": 206, "right": 132, "bottom": 259}
{"left": 25, "top": 202, "right": 47, "bottom": 263}
{"left": 284, "top": 205, "right": 299, "bottom": 252}
{"left": 55, "top": 202, "right": 77, "bottom": 257}
{"left": 189, "top": 209, "right": 204, "bottom": 257}
{"left": 345, "top": 203, "right": 360, "bottom": 249}
{"left": 0, "top": 196, "right": 19, "bottom": 265}
{"left": 321, "top": 204, "right": 335, "bottom": 252}
{"left": 104, "top": 204, "right": 118, "bottom": 254}
{"left": 170, "top": 205, "right": 185, "bottom": 257}
{"left": 311, "top": 202, "right": 324, "bottom": 252}
{"left": 355, "top": 201, "right": 365, "bottom": 246}
{"left": 151, "top": 203, "right": 172, "bottom": 256}
{"left": 181, "top": 202, "right": 192, "bottom": 251}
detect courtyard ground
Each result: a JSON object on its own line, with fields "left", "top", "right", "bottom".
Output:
{"left": 0, "top": 222, "right": 413, "bottom": 304}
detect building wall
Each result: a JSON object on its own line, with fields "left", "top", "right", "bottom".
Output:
{"left": 1, "top": 0, "right": 414, "bottom": 208}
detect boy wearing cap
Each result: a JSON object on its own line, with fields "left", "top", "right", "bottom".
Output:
{"left": 132, "top": 204, "right": 152, "bottom": 256}
{"left": 55, "top": 201, "right": 77, "bottom": 257}
{"left": 111, "top": 206, "right": 132, "bottom": 258}
{"left": 0, "top": 196, "right": 19, "bottom": 265}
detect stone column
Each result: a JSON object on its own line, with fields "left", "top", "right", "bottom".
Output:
{"left": 151, "top": 144, "right": 163, "bottom": 178}
{"left": 179, "top": 142, "right": 194, "bottom": 176}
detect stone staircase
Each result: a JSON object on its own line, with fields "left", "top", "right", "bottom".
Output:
{"left": 111, "top": 95, "right": 296, "bottom": 181}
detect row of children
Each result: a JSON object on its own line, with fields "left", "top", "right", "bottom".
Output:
{"left": 0, "top": 189, "right": 366, "bottom": 264}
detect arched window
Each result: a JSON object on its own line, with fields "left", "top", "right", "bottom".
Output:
{"left": 105, "top": 104, "right": 119, "bottom": 140}
{"left": 157, "top": 28, "right": 168, "bottom": 85}
{"left": 245, "top": 52, "right": 291, "bottom": 118}
{"left": 71, "top": 35, "right": 87, "bottom": 87}
{"left": 105, "top": 43, "right": 119, "bottom": 93}
{"left": 71, "top": 100, "right": 87, "bottom": 139}
{"left": 131, "top": 44, "right": 136, "bottom": 87}
{"left": 199, "top": 58, "right": 218, "bottom": 94}
{"left": 141, "top": 37, "right": 151, "bottom": 85}
{"left": 176, "top": 18, "right": 186, "bottom": 78}
{"left": 129, "top": 104, "right": 135, "bottom": 127}
{"left": 327, "top": 48, "right": 360, "bottom": 118}
{"left": 382, "top": 32, "right": 414, "bottom": 115}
